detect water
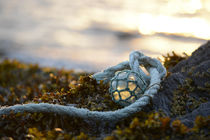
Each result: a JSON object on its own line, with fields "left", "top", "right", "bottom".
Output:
{"left": 0, "top": 0, "right": 209, "bottom": 72}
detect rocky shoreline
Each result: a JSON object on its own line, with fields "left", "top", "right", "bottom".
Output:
{"left": 0, "top": 41, "right": 209, "bottom": 139}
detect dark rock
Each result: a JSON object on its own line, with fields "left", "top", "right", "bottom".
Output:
{"left": 178, "top": 102, "right": 210, "bottom": 127}
{"left": 153, "top": 73, "right": 185, "bottom": 116}
{"left": 153, "top": 41, "right": 210, "bottom": 127}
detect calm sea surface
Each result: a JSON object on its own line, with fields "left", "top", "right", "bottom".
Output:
{"left": 0, "top": 0, "right": 209, "bottom": 71}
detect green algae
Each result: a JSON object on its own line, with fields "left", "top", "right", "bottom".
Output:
{"left": 0, "top": 52, "right": 209, "bottom": 140}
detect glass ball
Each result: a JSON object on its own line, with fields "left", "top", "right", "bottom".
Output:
{"left": 109, "top": 70, "right": 148, "bottom": 106}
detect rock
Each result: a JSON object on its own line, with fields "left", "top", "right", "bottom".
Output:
{"left": 178, "top": 102, "right": 210, "bottom": 127}
{"left": 153, "top": 73, "right": 185, "bottom": 116}
{"left": 153, "top": 41, "right": 210, "bottom": 127}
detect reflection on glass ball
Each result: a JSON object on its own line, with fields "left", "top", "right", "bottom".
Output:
{"left": 109, "top": 70, "right": 148, "bottom": 106}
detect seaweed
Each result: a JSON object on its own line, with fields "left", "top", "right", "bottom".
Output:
{"left": 162, "top": 51, "right": 188, "bottom": 72}
{"left": 0, "top": 51, "right": 209, "bottom": 140}
{"left": 105, "top": 112, "right": 210, "bottom": 140}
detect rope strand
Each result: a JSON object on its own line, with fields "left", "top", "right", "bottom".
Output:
{"left": 0, "top": 51, "right": 166, "bottom": 122}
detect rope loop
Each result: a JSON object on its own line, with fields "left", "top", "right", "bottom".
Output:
{"left": 93, "top": 51, "right": 166, "bottom": 83}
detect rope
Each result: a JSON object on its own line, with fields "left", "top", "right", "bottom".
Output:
{"left": 0, "top": 51, "right": 166, "bottom": 122}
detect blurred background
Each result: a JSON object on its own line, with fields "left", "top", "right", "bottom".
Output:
{"left": 0, "top": 0, "right": 209, "bottom": 72}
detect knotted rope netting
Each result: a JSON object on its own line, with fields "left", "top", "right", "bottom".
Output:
{"left": 0, "top": 51, "right": 166, "bottom": 122}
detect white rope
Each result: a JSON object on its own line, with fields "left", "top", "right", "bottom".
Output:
{"left": 0, "top": 51, "right": 166, "bottom": 122}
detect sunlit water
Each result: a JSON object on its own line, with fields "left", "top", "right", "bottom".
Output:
{"left": 0, "top": 0, "right": 209, "bottom": 72}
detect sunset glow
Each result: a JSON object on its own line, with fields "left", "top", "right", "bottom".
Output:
{"left": 136, "top": 0, "right": 210, "bottom": 40}
{"left": 138, "top": 14, "right": 210, "bottom": 40}
{"left": 0, "top": 0, "right": 209, "bottom": 71}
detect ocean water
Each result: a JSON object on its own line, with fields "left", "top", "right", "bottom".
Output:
{"left": 0, "top": 0, "right": 209, "bottom": 72}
